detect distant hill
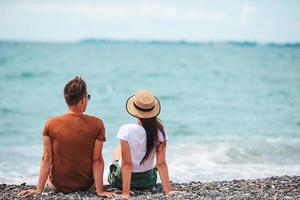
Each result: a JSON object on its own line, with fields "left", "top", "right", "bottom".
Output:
{"left": 79, "top": 38, "right": 300, "bottom": 48}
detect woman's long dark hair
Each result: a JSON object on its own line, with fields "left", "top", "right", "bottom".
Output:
{"left": 140, "top": 117, "right": 166, "bottom": 165}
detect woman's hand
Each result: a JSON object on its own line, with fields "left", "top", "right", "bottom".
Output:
{"left": 121, "top": 193, "right": 130, "bottom": 198}
{"left": 18, "top": 188, "right": 42, "bottom": 197}
{"left": 96, "top": 191, "right": 116, "bottom": 198}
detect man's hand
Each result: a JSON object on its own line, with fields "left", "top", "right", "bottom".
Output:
{"left": 18, "top": 189, "right": 41, "bottom": 197}
{"left": 96, "top": 191, "right": 116, "bottom": 198}
{"left": 166, "top": 190, "right": 186, "bottom": 197}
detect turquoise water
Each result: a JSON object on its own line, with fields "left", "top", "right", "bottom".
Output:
{"left": 0, "top": 41, "right": 300, "bottom": 184}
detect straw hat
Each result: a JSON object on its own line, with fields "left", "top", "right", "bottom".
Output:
{"left": 126, "top": 90, "right": 161, "bottom": 119}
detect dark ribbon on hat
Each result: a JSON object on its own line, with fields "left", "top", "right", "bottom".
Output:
{"left": 133, "top": 102, "right": 155, "bottom": 112}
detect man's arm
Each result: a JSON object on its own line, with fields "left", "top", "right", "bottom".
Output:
{"left": 92, "top": 140, "right": 105, "bottom": 193}
{"left": 92, "top": 140, "right": 115, "bottom": 198}
{"left": 18, "top": 136, "right": 53, "bottom": 197}
{"left": 120, "top": 139, "right": 132, "bottom": 198}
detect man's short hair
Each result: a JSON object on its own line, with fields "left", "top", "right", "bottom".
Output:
{"left": 64, "top": 76, "right": 87, "bottom": 106}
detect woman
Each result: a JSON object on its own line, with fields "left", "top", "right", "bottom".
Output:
{"left": 108, "top": 90, "right": 173, "bottom": 198}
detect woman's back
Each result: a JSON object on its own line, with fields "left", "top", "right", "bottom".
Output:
{"left": 117, "top": 123, "right": 167, "bottom": 172}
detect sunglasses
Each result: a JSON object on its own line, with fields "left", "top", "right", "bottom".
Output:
{"left": 87, "top": 94, "right": 91, "bottom": 101}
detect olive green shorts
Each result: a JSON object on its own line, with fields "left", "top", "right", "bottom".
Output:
{"left": 108, "top": 160, "right": 157, "bottom": 190}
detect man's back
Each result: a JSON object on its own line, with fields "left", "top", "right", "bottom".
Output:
{"left": 43, "top": 113, "right": 106, "bottom": 193}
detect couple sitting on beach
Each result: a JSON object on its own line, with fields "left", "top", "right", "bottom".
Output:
{"left": 18, "top": 76, "right": 172, "bottom": 198}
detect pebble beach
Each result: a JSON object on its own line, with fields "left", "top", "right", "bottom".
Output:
{"left": 1, "top": 175, "right": 299, "bottom": 200}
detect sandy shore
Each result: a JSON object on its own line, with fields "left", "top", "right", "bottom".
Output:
{"left": 1, "top": 175, "right": 299, "bottom": 199}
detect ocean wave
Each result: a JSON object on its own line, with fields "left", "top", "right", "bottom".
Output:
{"left": 158, "top": 95, "right": 179, "bottom": 101}
{"left": 0, "top": 107, "right": 16, "bottom": 114}
{"left": 20, "top": 71, "right": 50, "bottom": 79}
{"left": 0, "top": 107, "right": 27, "bottom": 116}
{"left": 179, "top": 135, "right": 300, "bottom": 182}
{"left": 1, "top": 137, "right": 299, "bottom": 184}
{"left": 20, "top": 71, "right": 35, "bottom": 78}
{"left": 165, "top": 136, "right": 300, "bottom": 182}
{"left": 0, "top": 161, "right": 39, "bottom": 185}
{"left": 1, "top": 71, "right": 50, "bottom": 80}
{"left": 168, "top": 162, "right": 300, "bottom": 183}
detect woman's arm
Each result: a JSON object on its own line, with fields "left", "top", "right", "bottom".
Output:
{"left": 156, "top": 141, "right": 172, "bottom": 195}
{"left": 92, "top": 140, "right": 115, "bottom": 198}
{"left": 18, "top": 136, "right": 53, "bottom": 197}
{"left": 120, "top": 139, "right": 132, "bottom": 198}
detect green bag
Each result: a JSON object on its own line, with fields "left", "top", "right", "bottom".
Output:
{"left": 108, "top": 161, "right": 157, "bottom": 190}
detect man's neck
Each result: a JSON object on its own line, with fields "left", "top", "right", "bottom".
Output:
{"left": 67, "top": 107, "right": 84, "bottom": 115}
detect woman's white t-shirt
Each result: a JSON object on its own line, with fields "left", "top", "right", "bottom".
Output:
{"left": 117, "top": 123, "right": 167, "bottom": 173}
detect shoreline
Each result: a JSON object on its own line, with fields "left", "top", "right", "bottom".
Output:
{"left": 1, "top": 175, "right": 299, "bottom": 199}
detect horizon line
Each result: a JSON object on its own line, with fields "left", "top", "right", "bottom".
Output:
{"left": 0, "top": 38, "right": 300, "bottom": 46}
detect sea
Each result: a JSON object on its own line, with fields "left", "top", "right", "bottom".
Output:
{"left": 0, "top": 40, "right": 300, "bottom": 184}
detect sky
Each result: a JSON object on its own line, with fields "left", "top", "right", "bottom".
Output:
{"left": 0, "top": 0, "right": 300, "bottom": 42}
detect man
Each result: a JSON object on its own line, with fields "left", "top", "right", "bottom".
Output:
{"left": 18, "top": 76, "right": 114, "bottom": 198}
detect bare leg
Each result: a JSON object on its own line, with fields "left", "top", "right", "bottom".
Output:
{"left": 112, "top": 144, "right": 121, "bottom": 161}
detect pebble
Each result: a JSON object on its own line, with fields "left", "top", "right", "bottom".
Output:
{"left": 0, "top": 175, "right": 299, "bottom": 199}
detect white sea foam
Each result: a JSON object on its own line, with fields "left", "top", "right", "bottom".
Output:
{"left": 1, "top": 135, "right": 300, "bottom": 184}
{"left": 166, "top": 136, "right": 300, "bottom": 182}
{"left": 0, "top": 162, "right": 39, "bottom": 184}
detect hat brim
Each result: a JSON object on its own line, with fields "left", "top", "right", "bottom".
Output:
{"left": 126, "top": 95, "right": 161, "bottom": 119}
